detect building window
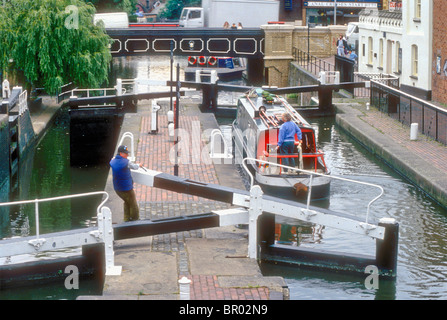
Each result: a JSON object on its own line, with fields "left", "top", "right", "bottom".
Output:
{"left": 415, "top": 0, "right": 421, "bottom": 19}
{"left": 368, "top": 37, "right": 373, "bottom": 65}
{"left": 411, "top": 45, "right": 418, "bottom": 77}
{"left": 379, "top": 39, "right": 383, "bottom": 69}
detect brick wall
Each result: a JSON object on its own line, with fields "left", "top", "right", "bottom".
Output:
{"left": 432, "top": 0, "right": 447, "bottom": 106}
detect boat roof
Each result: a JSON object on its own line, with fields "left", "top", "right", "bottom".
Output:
{"left": 238, "top": 88, "right": 312, "bottom": 131}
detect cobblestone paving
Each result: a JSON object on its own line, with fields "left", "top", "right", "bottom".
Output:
{"left": 356, "top": 104, "right": 447, "bottom": 175}
{"left": 129, "top": 103, "right": 270, "bottom": 299}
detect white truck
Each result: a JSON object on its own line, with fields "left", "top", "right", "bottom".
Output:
{"left": 179, "top": 0, "right": 280, "bottom": 28}
{"left": 94, "top": 12, "right": 129, "bottom": 28}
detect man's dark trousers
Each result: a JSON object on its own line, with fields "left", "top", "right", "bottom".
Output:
{"left": 115, "top": 189, "right": 139, "bottom": 222}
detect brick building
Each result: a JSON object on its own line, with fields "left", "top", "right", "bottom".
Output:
{"left": 432, "top": 0, "right": 447, "bottom": 106}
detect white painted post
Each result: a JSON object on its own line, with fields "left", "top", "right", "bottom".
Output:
{"left": 168, "top": 122, "right": 175, "bottom": 142}
{"left": 167, "top": 110, "right": 174, "bottom": 124}
{"left": 334, "top": 71, "right": 340, "bottom": 85}
{"left": 178, "top": 276, "right": 192, "bottom": 300}
{"left": 2, "top": 79, "right": 10, "bottom": 98}
{"left": 116, "top": 78, "right": 123, "bottom": 96}
{"left": 150, "top": 100, "right": 161, "bottom": 134}
{"left": 248, "top": 186, "right": 264, "bottom": 259}
{"left": 99, "top": 206, "right": 122, "bottom": 276}
{"left": 410, "top": 123, "right": 418, "bottom": 141}
{"left": 318, "top": 72, "right": 326, "bottom": 85}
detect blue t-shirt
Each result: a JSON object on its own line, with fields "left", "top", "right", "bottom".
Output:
{"left": 110, "top": 155, "right": 134, "bottom": 192}
{"left": 278, "top": 121, "right": 302, "bottom": 146}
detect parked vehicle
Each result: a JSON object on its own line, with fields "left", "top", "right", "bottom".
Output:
{"left": 94, "top": 12, "right": 129, "bottom": 28}
{"left": 345, "top": 22, "right": 359, "bottom": 51}
{"left": 179, "top": 0, "right": 280, "bottom": 28}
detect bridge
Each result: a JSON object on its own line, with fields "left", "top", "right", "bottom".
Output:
{"left": 106, "top": 27, "right": 265, "bottom": 58}
{"left": 105, "top": 24, "right": 347, "bottom": 88}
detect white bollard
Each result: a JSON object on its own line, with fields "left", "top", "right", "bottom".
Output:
{"left": 178, "top": 276, "right": 192, "bottom": 300}
{"left": 410, "top": 123, "right": 418, "bottom": 141}
{"left": 168, "top": 122, "right": 175, "bottom": 142}
{"left": 115, "top": 78, "right": 123, "bottom": 96}
{"left": 366, "top": 102, "right": 370, "bottom": 110}
{"left": 167, "top": 110, "right": 174, "bottom": 124}
{"left": 150, "top": 101, "right": 161, "bottom": 134}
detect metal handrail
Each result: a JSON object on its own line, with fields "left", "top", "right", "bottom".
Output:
{"left": 0, "top": 191, "right": 109, "bottom": 241}
{"left": 209, "top": 129, "right": 232, "bottom": 159}
{"left": 241, "top": 157, "right": 384, "bottom": 226}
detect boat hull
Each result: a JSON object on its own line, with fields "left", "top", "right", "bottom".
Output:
{"left": 255, "top": 171, "right": 331, "bottom": 202}
{"left": 185, "top": 67, "right": 245, "bottom": 81}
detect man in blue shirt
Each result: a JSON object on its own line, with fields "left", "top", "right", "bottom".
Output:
{"left": 276, "top": 113, "right": 302, "bottom": 173}
{"left": 348, "top": 50, "right": 358, "bottom": 62}
{"left": 110, "top": 145, "right": 142, "bottom": 222}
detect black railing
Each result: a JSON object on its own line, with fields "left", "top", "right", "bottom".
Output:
{"left": 293, "top": 48, "right": 335, "bottom": 77}
{"left": 371, "top": 81, "right": 447, "bottom": 145}
{"left": 354, "top": 73, "right": 399, "bottom": 98}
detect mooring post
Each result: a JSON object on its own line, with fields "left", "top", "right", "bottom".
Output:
{"left": 375, "top": 217, "right": 399, "bottom": 276}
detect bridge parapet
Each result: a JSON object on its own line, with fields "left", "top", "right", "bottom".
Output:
{"left": 106, "top": 27, "right": 265, "bottom": 58}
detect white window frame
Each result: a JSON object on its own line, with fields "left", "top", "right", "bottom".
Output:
{"left": 411, "top": 44, "right": 418, "bottom": 77}
{"left": 368, "top": 37, "right": 373, "bottom": 65}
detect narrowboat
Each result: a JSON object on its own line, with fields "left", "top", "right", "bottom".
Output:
{"left": 185, "top": 56, "right": 246, "bottom": 81}
{"left": 232, "top": 88, "right": 331, "bottom": 201}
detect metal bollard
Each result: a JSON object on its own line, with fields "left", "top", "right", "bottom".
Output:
{"left": 168, "top": 123, "right": 175, "bottom": 142}
{"left": 178, "top": 276, "right": 192, "bottom": 300}
{"left": 410, "top": 123, "right": 418, "bottom": 141}
{"left": 150, "top": 100, "right": 160, "bottom": 134}
{"left": 167, "top": 110, "right": 174, "bottom": 124}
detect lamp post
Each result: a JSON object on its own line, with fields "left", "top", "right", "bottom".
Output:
{"left": 334, "top": 0, "right": 337, "bottom": 25}
{"left": 307, "top": 19, "right": 315, "bottom": 63}
{"left": 174, "top": 63, "right": 180, "bottom": 176}
{"left": 170, "top": 40, "right": 174, "bottom": 111}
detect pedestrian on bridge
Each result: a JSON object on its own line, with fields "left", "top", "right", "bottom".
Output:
{"left": 110, "top": 145, "right": 142, "bottom": 222}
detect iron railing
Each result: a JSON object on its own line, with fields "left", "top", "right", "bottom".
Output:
{"left": 293, "top": 48, "right": 335, "bottom": 77}
{"left": 353, "top": 72, "right": 400, "bottom": 98}
{"left": 371, "top": 80, "right": 447, "bottom": 145}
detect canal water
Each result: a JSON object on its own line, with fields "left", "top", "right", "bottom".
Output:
{"left": 260, "top": 116, "right": 447, "bottom": 299}
{"left": 1, "top": 55, "right": 446, "bottom": 299}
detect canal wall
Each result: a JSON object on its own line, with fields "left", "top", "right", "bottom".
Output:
{"left": 334, "top": 101, "right": 447, "bottom": 208}
{"left": 0, "top": 114, "right": 9, "bottom": 193}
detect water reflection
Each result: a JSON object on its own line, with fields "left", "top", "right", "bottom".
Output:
{"left": 1, "top": 107, "right": 110, "bottom": 239}
{"left": 267, "top": 117, "right": 447, "bottom": 299}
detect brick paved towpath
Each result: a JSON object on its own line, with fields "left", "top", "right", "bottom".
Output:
{"left": 79, "top": 98, "right": 288, "bottom": 300}
{"left": 335, "top": 100, "right": 447, "bottom": 207}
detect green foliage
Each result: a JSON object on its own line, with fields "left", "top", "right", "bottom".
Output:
{"left": 0, "top": 0, "right": 112, "bottom": 95}
{"left": 159, "top": 0, "right": 200, "bottom": 20}
{"left": 86, "top": 0, "right": 138, "bottom": 16}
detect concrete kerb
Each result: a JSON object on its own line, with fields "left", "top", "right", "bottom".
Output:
{"left": 334, "top": 102, "right": 447, "bottom": 208}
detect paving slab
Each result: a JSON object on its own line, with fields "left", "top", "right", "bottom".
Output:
{"left": 103, "top": 236, "right": 179, "bottom": 298}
